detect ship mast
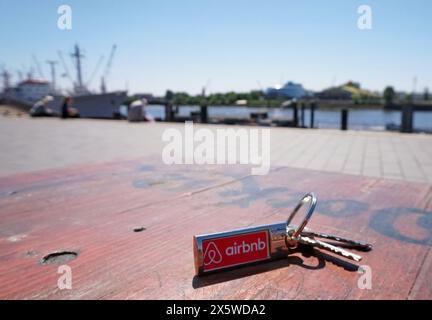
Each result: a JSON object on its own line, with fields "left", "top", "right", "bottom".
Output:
{"left": 71, "top": 44, "right": 86, "bottom": 94}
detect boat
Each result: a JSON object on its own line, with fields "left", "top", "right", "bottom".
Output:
{"left": 47, "top": 91, "right": 127, "bottom": 118}
{"left": 1, "top": 44, "right": 127, "bottom": 119}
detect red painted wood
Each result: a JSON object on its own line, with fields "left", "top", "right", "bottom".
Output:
{"left": 0, "top": 159, "right": 431, "bottom": 299}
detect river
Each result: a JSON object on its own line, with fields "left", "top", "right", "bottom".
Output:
{"left": 144, "top": 105, "right": 432, "bottom": 133}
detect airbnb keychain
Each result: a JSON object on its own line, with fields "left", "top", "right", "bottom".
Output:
{"left": 193, "top": 193, "right": 372, "bottom": 276}
{"left": 193, "top": 193, "right": 316, "bottom": 275}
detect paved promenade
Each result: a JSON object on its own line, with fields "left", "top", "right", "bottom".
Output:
{"left": 1, "top": 115, "right": 432, "bottom": 183}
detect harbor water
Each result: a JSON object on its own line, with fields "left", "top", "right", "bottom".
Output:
{"left": 145, "top": 105, "right": 432, "bottom": 132}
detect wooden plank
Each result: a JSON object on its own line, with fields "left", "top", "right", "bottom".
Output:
{"left": 0, "top": 159, "right": 431, "bottom": 299}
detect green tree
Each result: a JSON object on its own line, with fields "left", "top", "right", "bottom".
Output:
{"left": 383, "top": 86, "right": 395, "bottom": 106}
{"left": 424, "top": 87, "right": 430, "bottom": 101}
{"left": 405, "top": 93, "right": 413, "bottom": 104}
{"left": 250, "top": 90, "right": 263, "bottom": 100}
{"left": 225, "top": 92, "right": 237, "bottom": 104}
{"left": 165, "top": 90, "right": 174, "bottom": 101}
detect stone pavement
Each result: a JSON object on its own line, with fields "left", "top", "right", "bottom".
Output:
{"left": 1, "top": 115, "right": 432, "bottom": 183}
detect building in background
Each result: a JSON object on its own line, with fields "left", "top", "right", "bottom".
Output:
{"left": 316, "top": 81, "right": 380, "bottom": 104}
{"left": 316, "top": 81, "right": 362, "bottom": 100}
{"left": 266, "top": 81, "right": 311, "bottom": 99}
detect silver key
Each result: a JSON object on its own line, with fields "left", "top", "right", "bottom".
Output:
{"left": 286, "top": 226, "right": 372, "bottom": 262}
{"left": 296, "top": 235, "right": 363, "bottom": 262}
{"left": 301, "top": 227, "right": 373, "bottom": 251}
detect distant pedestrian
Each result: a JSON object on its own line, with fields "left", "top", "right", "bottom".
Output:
{"left": 61, "top": 96, "right": 78, "bottom": 118}
{"left": 61, "top": 96, "right": 72, "bottom": 119}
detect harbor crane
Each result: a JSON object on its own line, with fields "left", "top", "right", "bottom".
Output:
{"left": 32, "top": 55, "right": 45, "bottom": 79}
{"left": 16, "top": 70, "right": 23, "bottom": 82}
{"left": 202, "top": 78, "right": 211, "bottom": 97}
{"left": 57, "top": 50, "right": 74, "bottom": 86}
{"left": 46, "top": 60, "right": 58, "bottom": 92}
{"left": 1, "top": 65, "right": 12, "bottom": 90}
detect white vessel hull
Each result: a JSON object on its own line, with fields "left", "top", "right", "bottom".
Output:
{"left": 47, "top": 91, "right": 127, "bottom": 118}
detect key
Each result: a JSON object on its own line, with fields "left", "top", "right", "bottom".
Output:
{"left": 295, "top": 235, "right": 363, "bottom": 262}
{"left": 286, "top": 226, "right": 373, "bottom": 262}
{"left": 301, "top": 227, "right": 373, "bottom": 251}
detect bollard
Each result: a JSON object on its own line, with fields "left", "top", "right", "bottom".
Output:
{"left": 401, "top": 105, "right": 413, "bottom": 133}
{"left": 301, "top": 104, "right": 305, "bottom": 128}
{"left": 341, "top": 109, "right": 348, "bottom": 130}
{"left": 200, "top": 105, "right": 208, "bottom": 124}
{"left": 293, "top": 103, "right": 298, "bottom": 127}
{"left": 165, "top": 102, "right": 175, "bottom": 122}
{"left": 310, "top": 102, "right": 316, "bottom": 128}
{"left": 164, "top": 102, "right": 171, "bottom": 122}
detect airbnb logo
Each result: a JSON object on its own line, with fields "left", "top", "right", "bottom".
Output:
{"left": 203, "top": 242, "right": 222, "bottom": 265}
{"left": 201, "top": 231, "right": 269, "bottom": 272}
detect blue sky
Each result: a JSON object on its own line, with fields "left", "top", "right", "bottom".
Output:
{"left": 0, "top": 0, "right": 431, "bottom": 95}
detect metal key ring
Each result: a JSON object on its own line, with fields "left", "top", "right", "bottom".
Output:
{"left": 286, "top": 193, "right": 317, "bottom": 239}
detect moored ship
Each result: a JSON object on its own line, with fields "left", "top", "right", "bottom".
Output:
{"left": 1, "top": 44, "right": 127, "bottom": 119}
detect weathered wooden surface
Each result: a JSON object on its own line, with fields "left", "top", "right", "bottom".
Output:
{"left": 0, "top": 158, "right": 431, "bottom": 299}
